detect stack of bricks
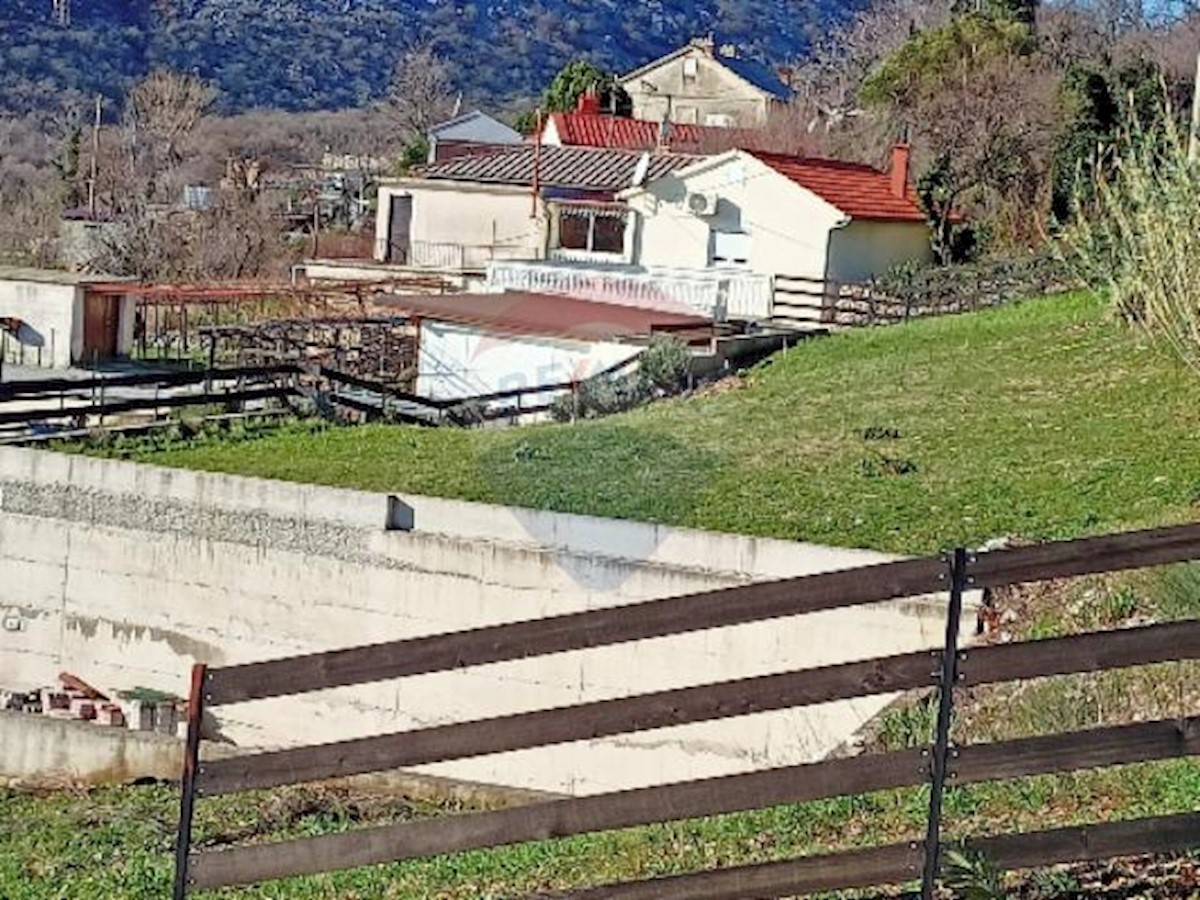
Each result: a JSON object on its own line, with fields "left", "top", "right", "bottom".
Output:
{"left": 1, "top": 679, "right": 179, "bottom": 736}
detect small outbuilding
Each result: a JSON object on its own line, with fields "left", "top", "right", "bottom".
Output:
{"left": 374, "top": 291, "right": 708, "bottom": 401}
{"left": 0, "top": 267, "right": 135, "bottom": 370}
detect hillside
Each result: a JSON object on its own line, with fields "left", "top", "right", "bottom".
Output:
{"left": 0, "top": 0, "right": 847, "bottom": 115}
{"left": 101, "top": 292, "right": 1200, "bottom": 556}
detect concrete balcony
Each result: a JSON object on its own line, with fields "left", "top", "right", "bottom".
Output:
{"left": 486, "top": 261, "right": 773, "bottom": 322}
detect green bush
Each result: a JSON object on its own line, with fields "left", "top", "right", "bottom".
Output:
{"left": 638, "top": 335, "right": 691, "bottom": 392}
{"left": 874, "top": 255, "right": 1075, "bottom": 314}
{"left": 550, "top": 337, "right": 691, "bottom": 422}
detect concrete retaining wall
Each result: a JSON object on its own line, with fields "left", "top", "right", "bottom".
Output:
{"left": 0, "top": 710, "right": 185, "bottom": 784}
{"left": 0, "top": 446, "right": 973, "bottom": 795}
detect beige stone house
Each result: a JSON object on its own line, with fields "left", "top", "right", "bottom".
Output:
{"left": 619, "top": 37, "right": 793, "bottom": 128}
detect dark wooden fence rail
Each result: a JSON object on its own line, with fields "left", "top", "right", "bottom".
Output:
{"left": 172, "top": 522, "right": 1200, "bottom": 899}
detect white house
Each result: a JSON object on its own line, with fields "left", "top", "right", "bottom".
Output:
{"left": 0, "top": 267, "right": 135, "bottom": 370}
{"left": 620, "top": 144, "right": 932, "bottom": 285}
{"left": 619, "top": 37, "right": 793, "bottom": 128}
{"left": 373, "top": 145, "right": 695, "bottom": 269}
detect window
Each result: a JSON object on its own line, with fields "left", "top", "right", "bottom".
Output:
{"left": 705, "top": 113, "right": 735, "bottom": 128}
{"left": 592, "top": 216, "right": 626, "bottom": 254}
{"left": 682, "top": 57, "right": 699, "bottom": 83}
{"left": 711, "top": 230, "right": 750, "bottom": 266}
{"left": 559, "top": 212, "right": 591, "bottom": 250}
{"left": 555, "top": 206, "right": 628, "bottom": 257}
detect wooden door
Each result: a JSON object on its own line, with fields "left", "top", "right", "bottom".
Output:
{"left": 82, "top": 293, "right": 119, "bottom": 361}
{"left": 388, "top": 195, "right": 413, "bottom": 263}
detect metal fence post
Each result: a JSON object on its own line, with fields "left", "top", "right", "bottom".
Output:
{"left": 921, "top": 546, "right": 968, "bottom": 900}
{"left": 173, "top": 662, "right": 208, "bottom": 900}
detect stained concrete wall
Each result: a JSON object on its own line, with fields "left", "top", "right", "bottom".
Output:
{"left": 0, "top": 446, "right": 974, "bottom": 795}
{"left": 0, "top": 711, "right": 186, "bottom": 784}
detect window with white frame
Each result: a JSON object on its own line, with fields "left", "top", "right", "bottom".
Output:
{"left": 556, "top": 205, "right": 628, "bottom": 256}
{"left": 710, "top": 229, "right": 751, "bottom": 266}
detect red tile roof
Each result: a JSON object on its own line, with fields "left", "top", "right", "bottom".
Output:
{"left": 373, "top": 291, "right": 709, "bottom": 342}
{"left": 750, "top": 151, "right": 927, "bottom": 223}
{"left": 546, "top": 112, "right": 769, "bottom": 153}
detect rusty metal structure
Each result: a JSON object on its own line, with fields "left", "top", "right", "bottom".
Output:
{"left": 200, "top": 317, "right": 418, "bottom": 387}
{"left": 85, "top": 277, "right": 451, "bottom": 371}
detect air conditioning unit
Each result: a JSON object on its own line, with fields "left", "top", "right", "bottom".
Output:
{"left": 686, "top": 192, "right": 719, "bottom": 216}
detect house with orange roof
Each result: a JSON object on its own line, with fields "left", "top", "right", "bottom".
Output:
{"left": 618, "top": 144, "right": 932, "bottom": 287}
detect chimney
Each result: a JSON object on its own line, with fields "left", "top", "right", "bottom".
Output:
{"left": 889, "top": 142, "right": 911, "bottom": 199}
{"left": 691, "top": 34, "right": 716, "bottom": 57}
{"left": 776, "top": 65, "right": 794, "bottom": 88}
{"left": 718, "top": 43, "right": 738, "bottom": 59}
{"left": 577, "top": 91, "right": 602, "bottom": 116}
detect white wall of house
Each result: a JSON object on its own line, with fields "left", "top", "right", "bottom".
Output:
{"left": 417, "top": 319, "right": 641, "bottom": 401}
{"left": 827, "top": 220, "right": 933, "bottom": 284}
{"left": 626, "top": 153, "right": 933, "bottom": 290}
{"left": 626, "top": 154, "right": 843, "bottom": 282}
{"left": 375, "top": 181, "right": 547, "bottom": 268}
{"left": 622, "top": 47, "right": 772, "bottom": 127}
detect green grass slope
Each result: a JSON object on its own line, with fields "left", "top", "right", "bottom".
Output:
{"left": 111, "top": 293, "right": 1200, "bottom": 554}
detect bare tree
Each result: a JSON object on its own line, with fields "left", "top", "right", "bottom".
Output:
{"left": 128, "top": 70, "right": 217, "bottom": 168}
{"left": 383, "top": 44, "right": 457, "bottom": 142}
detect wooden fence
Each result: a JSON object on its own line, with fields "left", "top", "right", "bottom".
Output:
{"left": 771, "top": 274, "right": 1028, "bottom": 329}
{"left": 170, "top": 521, "right": 1200, "bottom": 898}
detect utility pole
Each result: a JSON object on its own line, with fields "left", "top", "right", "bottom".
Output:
{"left": 1190, "top": 51, "right": 1200, "bottom": 163}
{"left": 88, "top": 94, "right": 101, "bottom": 217}
{"left": 531, "top": 107, "right": 543, "bottom": 219}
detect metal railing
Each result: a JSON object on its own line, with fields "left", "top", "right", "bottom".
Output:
{"left": 487, "top": 260, "right": 774, "bottom": 321}
{"left": 374, "top": 239, "right": 541, "bottom": 270}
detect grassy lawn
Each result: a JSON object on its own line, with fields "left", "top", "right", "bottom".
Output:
{"left": 4, "top": 759, "right": 1199, "bottom": 899}
{"left": 93, "top": 292, "right": 1200, "bottom": 555}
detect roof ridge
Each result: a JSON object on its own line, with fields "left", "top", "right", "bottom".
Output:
{"left": 749, "top": 149, "right": 884, "bottom": 174}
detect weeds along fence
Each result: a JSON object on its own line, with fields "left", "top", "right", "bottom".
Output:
{"left": 173, "top": 522, "right": 1200, "bottom": 899}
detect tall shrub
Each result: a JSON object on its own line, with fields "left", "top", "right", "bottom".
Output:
{"left": 1060, "top": 106, "right": 1200, "bottom": 370}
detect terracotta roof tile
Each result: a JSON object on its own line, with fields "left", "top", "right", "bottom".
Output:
{"left": 548, "top": 113, "right": 769, "bottom": 153}
{"left": 750, "top": 151, "right": 927, "bottom": 223}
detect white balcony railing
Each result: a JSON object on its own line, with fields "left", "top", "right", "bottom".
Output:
{"left": 486, "top": 261, "right": 773, "bottom": 321}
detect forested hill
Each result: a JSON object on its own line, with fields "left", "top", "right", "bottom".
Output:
{"left": 0, "top": 0, "right": 849, "bottom": 115}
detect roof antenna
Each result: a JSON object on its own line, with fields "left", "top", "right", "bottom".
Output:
{"left": 451, "top": 92, "right": 463, "bottom": 118}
